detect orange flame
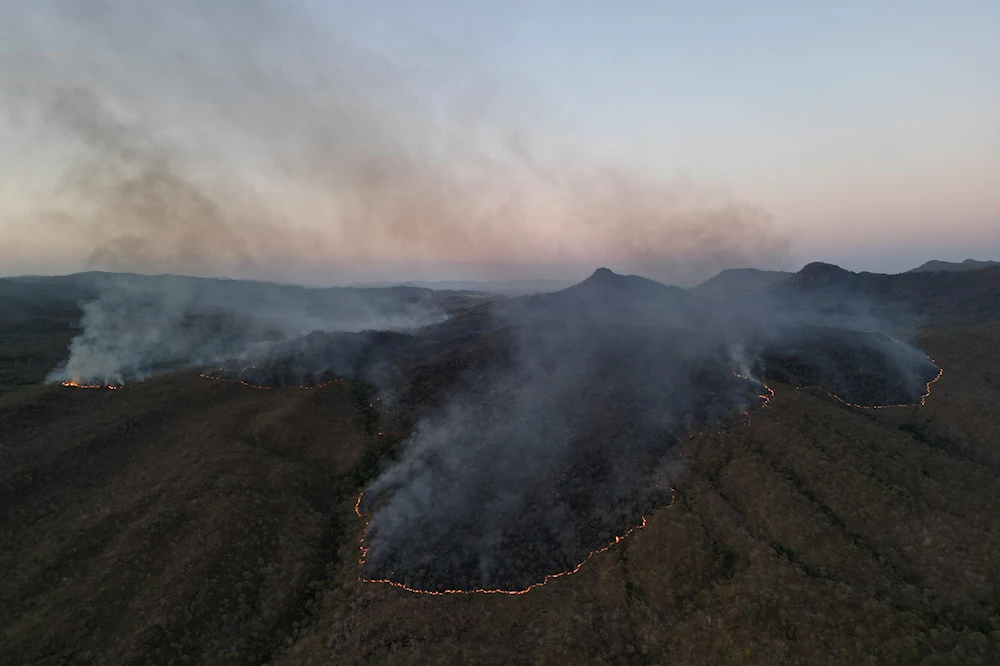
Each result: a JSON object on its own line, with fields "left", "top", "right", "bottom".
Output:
{"left": 61, "top": 381, "right": 119, "bottom": 390}
{"left": 730, "top": 370, "right": 774, "bottom": 429}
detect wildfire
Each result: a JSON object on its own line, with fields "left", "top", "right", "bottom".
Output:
{"left": 730, "top": 370, "right": 775, "bottom": 428}
{"left": 60, "top": 381, "right": 119, "bottom": 390}
{"left": 731, "top": 335, "right": 943, "bottom": 414}
{"left": 203, "top": 343, "right": 942, "bottom": 598}
{"left": 795, "top": 333, "right": 944, "bottom": 409}
{"left": 353, "top": 488, "right": 673, "bottom": 596}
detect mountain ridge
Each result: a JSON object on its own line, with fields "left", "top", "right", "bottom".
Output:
{"left": 907, "top": 258, "right": 999, "bottom": 273}
{"left": 772, "top": 262, "right": 1000, "bottom": 324}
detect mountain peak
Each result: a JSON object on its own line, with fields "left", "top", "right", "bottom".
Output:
{"left": 575, "top": 267, "right": 631, "bottom": 288}
{"left": 800, "top": 262, "right": 850, "bottom": 275}
{"left": 772, "top": 262, "right": 857, "bottom": 293}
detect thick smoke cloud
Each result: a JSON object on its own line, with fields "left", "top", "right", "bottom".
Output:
{"left": 1, "top": 0, "right": 788, "bottom": 285}
{"left": 361, "top": 314, "right": 758, "bottom": 591}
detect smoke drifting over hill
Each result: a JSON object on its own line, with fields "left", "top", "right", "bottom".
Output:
{"left": 44, "top": 273, "right": 448, "bottom": 387}
{"left": 360, "top": 317, "right": 757, "bottom": 591}
{"left": 354, "top": 269, "right": 940, "bottom": 592}
{"left": 33, "top": 260, "right": 941, "bottom": 592}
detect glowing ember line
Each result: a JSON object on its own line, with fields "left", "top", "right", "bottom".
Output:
{"left": 199, "top": 367, "right": 343, "bottom": 391}
{"left": 353, "top": 489, "right": 673, "bottom": 596}
{"left": 792, "top": 334, "right": 943, "bottom": 409}
{"left": 731, "top": 370, "right": 774, "bottom": 428}
{"left": 794, "top": 357, "right": 942, "bottom": 409}
{"left": 730, "top": 341, "right": 942, "bottom": 416}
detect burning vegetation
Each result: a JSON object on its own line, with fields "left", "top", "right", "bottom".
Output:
{"left": 60, "top": 381, "right": 119, "bottom": 389}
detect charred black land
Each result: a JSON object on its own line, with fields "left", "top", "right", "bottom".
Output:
{"left": 359, "top": 321, "right": 764, "bottom": 592}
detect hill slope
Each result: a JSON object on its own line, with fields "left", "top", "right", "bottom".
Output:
{"left": 3, "top": 267, "right": 1000, "bottom": 664}
{"left": 0, "top": 371, "right": 380, "bottom": 664}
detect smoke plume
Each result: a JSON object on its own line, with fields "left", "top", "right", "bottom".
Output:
{"left": 1, "top": 0, "right": 788, "bottom": 285}
{"left": 44, "top": 272, "right": 447, "bottom": 386}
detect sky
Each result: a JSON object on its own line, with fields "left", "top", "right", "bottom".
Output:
{"left": 0, "top": 1, "right": 997, "bottom": 285}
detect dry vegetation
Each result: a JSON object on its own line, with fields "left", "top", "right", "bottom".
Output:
{"left": 2, "top": 313, "right": 1000, "bottom": 664}
{"left": 1, "top": 371, "right": 376, "bottom": 664}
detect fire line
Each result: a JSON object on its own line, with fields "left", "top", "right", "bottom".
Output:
{"left": 794, "top": 360, "right": 942, "bottom": 409}
{"left": 191, "top": 351, "right": 943, "bottom": 597}
{"left": 60, "top": 381, "right": 119, "bottom": 389}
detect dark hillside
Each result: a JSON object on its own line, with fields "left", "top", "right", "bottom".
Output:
{"left": 773, "top": 262, "right": 1000, "bottom": 324}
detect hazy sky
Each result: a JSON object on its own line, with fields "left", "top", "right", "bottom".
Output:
{"left": 1, "top": 1, "right": 997, "bottom": 284}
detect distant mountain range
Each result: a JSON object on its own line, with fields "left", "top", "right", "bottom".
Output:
{"left": 349, "top": 278, "right": 573, "bottom": 295}
{"left": 5, "top": 261, "right": 1000, "bottom": 330}
{"left": 906, "top": 259, "right": 1000, "bottom": 273}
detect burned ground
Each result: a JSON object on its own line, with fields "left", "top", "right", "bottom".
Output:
{"left": 754, "top": 326, "right": 940, "bottom": 407}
